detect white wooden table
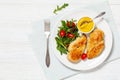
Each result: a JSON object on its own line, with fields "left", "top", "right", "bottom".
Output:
{"left": 0, "top": 0, "right": 120, "bottom": 80}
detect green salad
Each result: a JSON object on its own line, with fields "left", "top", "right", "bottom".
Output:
{"left": 55, "top": 19, "right": 79, "bottom": 55}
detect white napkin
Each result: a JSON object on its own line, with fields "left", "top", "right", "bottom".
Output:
{"left": 31, "top": 0, "right": 120, "bottom": 80}
{"left": 65, "top": 58, "right": 120, "bottom": 80}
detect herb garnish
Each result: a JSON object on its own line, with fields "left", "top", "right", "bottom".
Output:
{"left": 53, "top": 3, "right": 69, "bottom": 14}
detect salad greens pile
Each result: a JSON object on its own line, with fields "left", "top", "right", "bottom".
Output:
{"left": 55, "top": 19, "right": 79, "bottom": 55}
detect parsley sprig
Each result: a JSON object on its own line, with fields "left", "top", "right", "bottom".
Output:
{"left": 53, "top": 3, "right": 69, "bottom": 14}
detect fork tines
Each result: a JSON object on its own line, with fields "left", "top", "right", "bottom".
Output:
{"left": 44, "top": 19, "right": 50, "bottom": 31}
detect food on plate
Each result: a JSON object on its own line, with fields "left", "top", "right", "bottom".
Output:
{"left": 55, "top": 19, "right": 79, "bottom": 55}
{"left": 81, "top": 53, "right": 87, "bottom": 60}
{"left": 87, "top": 28, "right": 105, "bottom": 59}
{"left": 67, "top": 35, "right": 87, "bottom": 63}
{"left": 77, "top": 17, "right": 94, "bottom": 33}
{"left": 59, "top": 30, "right": 66, "bottom": 37}
{"left": 55, "top": 18, "right": 105, "bottom": 63}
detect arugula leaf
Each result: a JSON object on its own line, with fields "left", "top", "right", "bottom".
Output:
{"left": 55, "top": 37, "right": 66, "bottom": 49}
{"left": 55, "top": 37, "right": 67, "bottom": 55}
{"left": 55, "top": 19, "right": 79, "bottom": 55}
{"left": 53, "top": 3, "right": 69, "bottom": 14}
{"left": 57, "top": 45, "right": 67, "bottom": 55}
{"left": 61, "top": 20, "right": 66, "bottom": 26}
{"left": 63, "top": 38, "right": 72, "bottom": 44}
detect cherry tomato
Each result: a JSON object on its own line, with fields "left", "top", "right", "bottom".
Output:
{"left": 72, "top": 22, "right": 76, "bottom": 27}
{"left": 67, "top": 21, "right": 70, "bottom": 27}
{"left": 67, "top": 21, "right": 76, "bottom": 27}
{"left": 60, "top": 30, "right": 66, "bottom": 37}
{"left": 67, "top": 33, "right": 74, "bottom": 38}
{"left": 81, "top": 53, "right": 87, "bottom": 60}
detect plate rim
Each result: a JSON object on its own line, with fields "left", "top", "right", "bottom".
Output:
{"left": 50, "top": 9, "right": 113, "bottom": 71}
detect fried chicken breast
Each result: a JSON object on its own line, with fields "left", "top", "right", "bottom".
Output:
{"left": 87, "top": 28, "right": 104, "bottom": 59}
{"left": 67, "top": 35, "right": 87, "bottom": 63}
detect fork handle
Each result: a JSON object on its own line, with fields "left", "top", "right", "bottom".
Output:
{"left": 93, "top": 12, "right": 105, "bottom": 19}
{"left": 45, "top": 37, "right": 50, "bottom": 67}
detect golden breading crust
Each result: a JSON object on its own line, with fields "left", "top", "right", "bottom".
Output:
{"left": 87, "top": 28, "right": 104, "bottom": 59}
{"left": 67, "top": 35, "right": 87, "bottom": 63}
{"left": 87, "top": 41, "right": 104, "bottom": 59}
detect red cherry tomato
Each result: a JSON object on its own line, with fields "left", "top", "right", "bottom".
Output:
{"left": 67, "top": 33, "right": 74, "bottom": 38}
{"left": 81, "top": 53, "right": 87, "bottom": 60}
{"left": 60, "top": 30, "right": 66, "bottom": 37}
{"left": 67, "top": 21, "right": 70, "bottom": 27}
{"left": 72, "top": 22, "right": 76, "bottom": 27}
{"left": 67, "top": 21, "right": 76, "bottom": 27}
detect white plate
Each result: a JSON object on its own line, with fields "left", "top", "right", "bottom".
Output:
{"left": 50, "top": 10, "right": 113, "bottom": 71}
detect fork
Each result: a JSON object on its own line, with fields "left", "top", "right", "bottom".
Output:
{"left": 44, "top": 19, "right": 50, "bottom": 67}
{"left": 80, "top": 12, "right": 105, "bottom": 26}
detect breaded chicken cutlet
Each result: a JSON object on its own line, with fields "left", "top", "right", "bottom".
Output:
{"left": 87, "top": 28, "right": 104, "bottom": 59}
{"left": 67, "top": 34, "right": 87, "bottom": 63}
